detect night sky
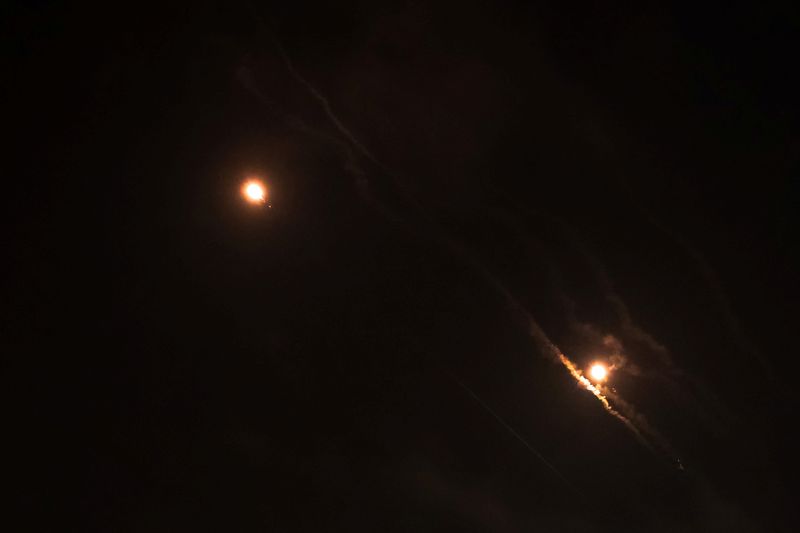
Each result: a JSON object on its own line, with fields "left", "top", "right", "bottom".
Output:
{"left": 7, "top": 2, "right": 799, "bottom": 531}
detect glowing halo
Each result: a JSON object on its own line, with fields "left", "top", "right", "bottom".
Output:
{"left": 241, "top": 179, "right": 267, "bottom": 204}
{"left": 589, "top": 363, "right": 608, "bottom": 382}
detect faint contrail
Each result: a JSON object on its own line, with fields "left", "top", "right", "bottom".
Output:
{"left": 479, "top": 201, "right": 736, "bottom": 437}
{"left": 446, "top": 370, "right": 586, "bottom": 498}
{"left": 614, "top": 177, "right": 784, "bottom": 396}
{"left": 274, "top": 42, "right": 380, "bottom": 168}
{"left": 527, "top": 315, "right": 681, "bottom": 465}
{"left": 484, "top": 193, "right": 673, "bottom": 367}
{"left": 244, "top": 25, "right": 683, "bottom": 466}
{"left": 556, "top": 353, "right": 649, "bottom": 445}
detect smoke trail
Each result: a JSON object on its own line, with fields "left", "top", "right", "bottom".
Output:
{"left": 242, "top": 24, "right": 683, "bottom": 466}
{"left": 614, "top": 178, "right": 785, "bottom": 396}
{"left": 274, "top": 42, "right": 380, "bottom": 169}
{"left": 527, "top": 315, "right": 680, "bottom": 463}
{"left": 479, "top": 201, "right": 737, "bottom": 433}
{"left": 556, "top": 353, "right": 651, "bottom": 448}
{"left": 446, "top": 370, "right": 586, "bottom": 499}
{"left": 237, "top": 63, "right": 404, "bottom": 224}
{"left": 484, "top": 194, "right": 673, "bottom": 368}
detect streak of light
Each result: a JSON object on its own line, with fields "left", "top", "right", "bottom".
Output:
{"left": 558, "top": 353, "right": 650, "bottom": 448}
{"left": 254, "top": 26, "right": 682, "bottom": 469}
{"left": 446, "top": 371, "right": 586, "bottom": 499}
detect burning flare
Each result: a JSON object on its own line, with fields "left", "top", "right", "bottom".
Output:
{"left": 589, "top": 363, "right": 608, "bottom": 382}
{"left": 557, "top": 353, "right": 649, "bottom": 447}
{"left": 242, "top": 179, "right": 267, "bottom": 204}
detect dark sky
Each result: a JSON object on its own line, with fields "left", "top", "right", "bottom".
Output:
{"left": 6, "top": 2, "right": 799, "bottom": 531}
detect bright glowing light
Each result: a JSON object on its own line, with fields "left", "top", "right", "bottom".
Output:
{"left": 589, "top": 363, "right": 608, "bottom": 382}
{"left": 242, "top": 180, "right": 267, "bottom": 204}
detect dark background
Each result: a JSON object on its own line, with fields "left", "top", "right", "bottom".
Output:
{"left": 6, "top": 1, "right": 798, "bottom": 531}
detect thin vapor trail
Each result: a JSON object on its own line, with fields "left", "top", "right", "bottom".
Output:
{"left": 237, "top": 64, "right": 404, "bottom": 224}
{"left": 477, "top": 206, "right": 704, "bottom": 460}
{"left": 274, "top": 41, "right": 380, "bottom": 168}
{"left": 244, "top": 23, "right": 682, "bottom": 465}
{"left": 527, "top": 315, "right": 679, "bottom": 463}
{"left": 507, "top": 203, "right": 737, "bottom": 428}
{"left": 556, "top": 354, "right": 650, "bottom": 448}
{"left": 485, "top": 191, "right": 673, "bottom": 367}
{"left": 446, "top": 371, "right": 586, "bottom": 498}
{"left": 615, "top": 178, "right": 785, "bottom": 396}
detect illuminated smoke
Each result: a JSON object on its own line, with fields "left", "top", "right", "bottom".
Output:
{"left": 527, "top": 318, "right": 678, "bottom": 462}
{"left": 242, "top": 31, "right": 683, "bottom": 468}
{"left": 557, "top": 352, "right": 650, "bottom": 447}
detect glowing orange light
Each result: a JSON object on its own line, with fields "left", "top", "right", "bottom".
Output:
{"left": 589, "top": 363, "right": 608, "bottom": 382}
{"left": 242, "top": 179, "right": 267, "bottom": 204}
